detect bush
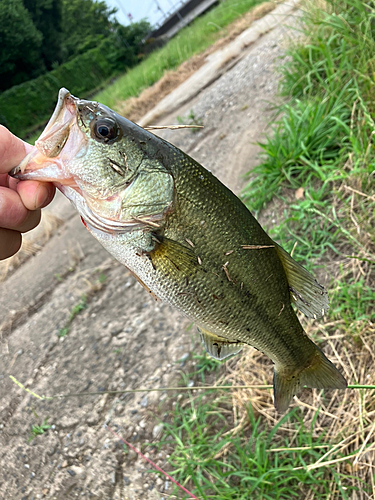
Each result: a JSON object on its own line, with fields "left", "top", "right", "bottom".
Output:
{"left": 0, "top": 39, "right": 115, "bottom": 136}
{"left": 0, "top": 22, "right": 153, "bottom": 138}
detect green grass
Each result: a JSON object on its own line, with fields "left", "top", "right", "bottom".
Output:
{"left": 68, "top": 294, "right": 87, "bottom": 322}
{"left": 57, "top": 294, "right": 88, "bottom": 338}
{"left": 189, "top": 352, "right": 222, "bottom": 383}
{"left": 28, "top": 418, "right": 51, "bottom": 442}
{"left": 94, "top": 0, "right": 268, "bottom": 109}
{"left": 242, "top": 93, "right": 352, "bottom": 212}
{"left": 242, "top": 0, "right": 375, "bottom": 213}
{"left": 177, "top": 109, "right": 204, "bottom": 133}
{"left": 158, "top": 387, "right": 364, "bottom": 499}
{"left": 57, "top": 327, "right": 69, "bottom": 338}
{"left": 330, "top": 276, "right": 375, "bottom": 326}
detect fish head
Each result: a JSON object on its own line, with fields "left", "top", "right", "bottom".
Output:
{"left": 11, "top": 88, "right": 174, "bottom": 233}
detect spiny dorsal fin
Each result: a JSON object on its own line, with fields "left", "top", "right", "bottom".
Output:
{"left": 198, "top": 327, "right": 243, "bottom": 360}
{"left": 274, "top": 243, "right": 329, "bottom": 319}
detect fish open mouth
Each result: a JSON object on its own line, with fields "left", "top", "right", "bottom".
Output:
{"left": 10, "top": 88, "right": 84, "bottom": 183}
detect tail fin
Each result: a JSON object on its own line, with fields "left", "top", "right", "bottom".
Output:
{"left": 273, "top": 346, "right": 347, "bottom": 412}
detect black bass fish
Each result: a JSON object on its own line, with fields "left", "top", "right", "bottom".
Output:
{"left": 11, "top": 88, "right": 347, "bottom": 411}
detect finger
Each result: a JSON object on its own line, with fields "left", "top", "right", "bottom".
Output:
{"left": 0, "top": 126, "right": 32, "bottom": 174}
{"left": 0, "top": 228, "right": 22, "bottom": 260}
{"left": 0, "top": 187, "right": 41, "bottom": 232}
{"left": 16, "top": 180, "right": 55, "bottom": 211}
{"left": 17, "top": 181, "right": 56, "bottom": 210}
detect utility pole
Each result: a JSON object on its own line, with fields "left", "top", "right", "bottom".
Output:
{"left": 154, "top": 0, "right": 166, "bottom": 16}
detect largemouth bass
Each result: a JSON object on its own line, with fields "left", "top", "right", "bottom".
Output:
{"left": 11, "top": 88, "right": 346, "bottom": 411}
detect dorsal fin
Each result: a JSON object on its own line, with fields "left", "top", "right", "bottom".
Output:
{"left": 198, "top": 327, "right": 243, "bottom": 360}
{"left": 274, "top": 243, "right": 329, "bottom": 319}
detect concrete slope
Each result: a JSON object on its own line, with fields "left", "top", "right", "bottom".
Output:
{"left": 139, "top": 0, "right": 299, "bottom": 126}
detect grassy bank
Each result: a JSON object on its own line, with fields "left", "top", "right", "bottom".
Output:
{"left": 153, "top": 1, "right": 375, "bottom": 498}
{"left": 94, "top": 0, "right": 268, "bottom": 109}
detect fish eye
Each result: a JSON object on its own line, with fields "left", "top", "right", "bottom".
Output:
{"left": 93, "top": 118, "right": 118, "bottom": 142}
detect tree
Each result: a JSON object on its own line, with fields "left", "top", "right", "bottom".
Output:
{"left": 108, "top": 20, "right": 152, "bottom": 70}
{"left": 61, "top": 0, "right": 117, "bottom": 61}
{"left": 23, "top": 0, "right": 63, "bottom": 70}
{"left": 0, "top": 0, "right": 45, "bottom": 90}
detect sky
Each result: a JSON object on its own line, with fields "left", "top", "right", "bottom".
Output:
{"left": 105, "top": 0, "right": 179, "bottom": 28}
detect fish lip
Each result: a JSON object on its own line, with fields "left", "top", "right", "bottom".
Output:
{"left": 10, "top": 152, "right": 32, "bottom": 177}
{"left": 40, "top": 88, "right": 76, "bottom": 139}
{"left": 9, "top": 149, "right": 64, "bottom": 181}
{"left": 35, "top": 88, "right": 78, "bottom": 158}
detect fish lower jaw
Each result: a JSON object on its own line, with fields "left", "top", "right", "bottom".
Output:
{"left": 11, "top": 151, "right": 73, "bottom": 183}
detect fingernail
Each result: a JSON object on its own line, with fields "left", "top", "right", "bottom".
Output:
{"left": 34, "top": 184, "right": 49, "bottom": 209}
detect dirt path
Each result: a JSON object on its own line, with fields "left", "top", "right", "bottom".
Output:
{"left": 0, "top": 7, "right": 300, "bottom": 499}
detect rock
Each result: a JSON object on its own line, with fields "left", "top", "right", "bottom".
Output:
{"left": 86, "top": 412, "right": 100, "bottom": 426}
{"left": 110, "top": 327, "right": 123, "bottom": 336}
{"left": 126, "top": 449, "right": 137, "bottom": 462}
{"left": 179, "top": 352, "right": 189, "bottom": 366}
{"left": 59, "top": 416, "right": 80, "bottom": 429}
{"left": 114, "top": 404, "right": 123, "bottom": 416}
{"left": 152, "top": 423, "right": 164, "bottom": 439}
{"left": 140, "top": 396, "right": 148, "bottom": 407}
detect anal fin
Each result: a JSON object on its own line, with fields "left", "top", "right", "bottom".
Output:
{"left": 274, "top": 243, "right": 329, "bottom": 319}
{"left": 198, "top": 327, "right": 243, "bottom": 360}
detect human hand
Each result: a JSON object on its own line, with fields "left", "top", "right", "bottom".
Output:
{"left": 0, "top": 126, "right": 55, "bottom": 260}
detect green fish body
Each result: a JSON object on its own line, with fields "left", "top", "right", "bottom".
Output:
{"left": 12, "top": 88, "right": 347, "bottom": 411}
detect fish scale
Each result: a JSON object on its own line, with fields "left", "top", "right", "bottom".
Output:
{"left": 160, "top": 152, "right": 299, "bottom": 348}
{"left": 11, "top": 88, "right": 347, "bottom": 411}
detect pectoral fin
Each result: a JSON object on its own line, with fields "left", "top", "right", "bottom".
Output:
{"left": 198, "top": 327, "right": 243, "bottom": 360}
{"left": 149, "top": 236, "right": 198, "bottom": 276}
{"left": 274, "top": 243, "right": 329, "bottom": 319}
